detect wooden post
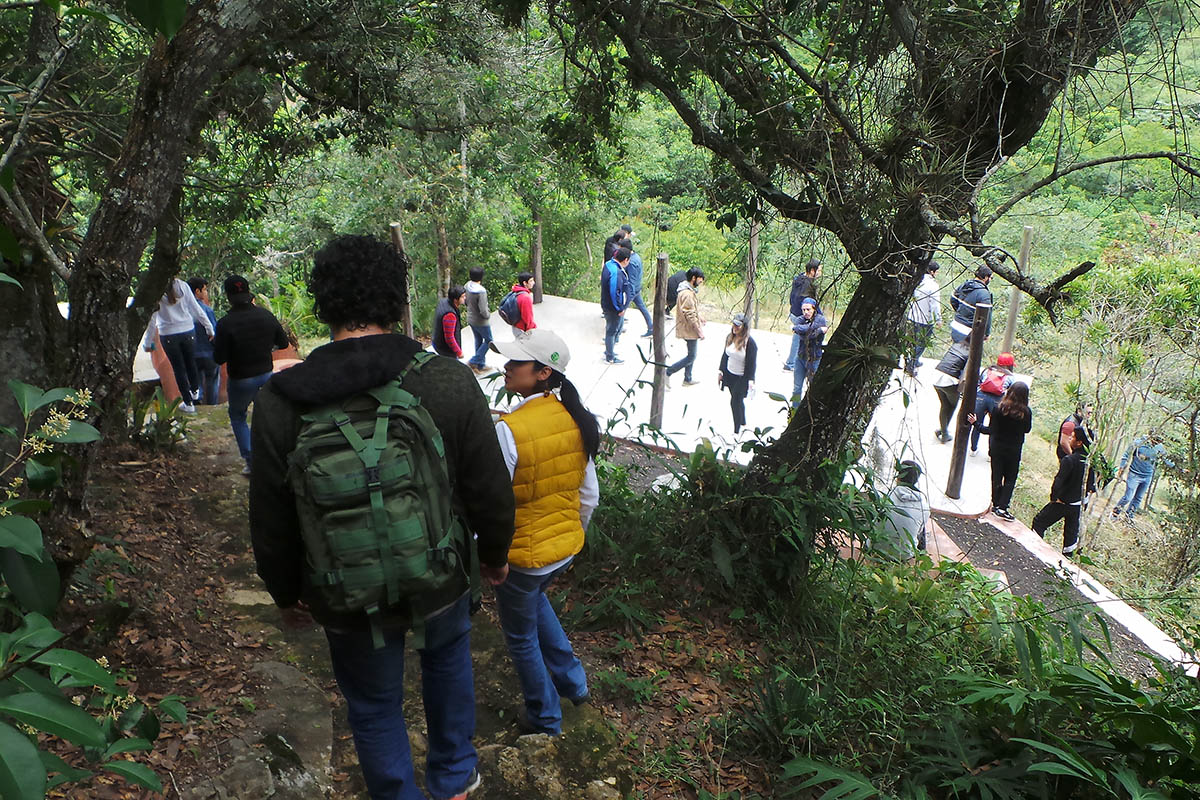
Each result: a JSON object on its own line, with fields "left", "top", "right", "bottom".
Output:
{"left": 946, "top": 303, "right": 993, "bottom": 499}
{"left": 1001, "top": 225, "right": 1032, "bottom": 354}
{"left": 531, "top": 207, "right": 544, "bottom": 304}
{"left": 389, "top": 222, "right": 414, "bottom": 338}
{"left": 650, "top": 253, "right": 669, "bottom": 429}
{"left": 744, "top": 218, "right": 760, "bottom": 318}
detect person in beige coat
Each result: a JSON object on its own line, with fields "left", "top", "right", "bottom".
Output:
{"left": 665, "top": 268, "right": 706, "bottom": 386}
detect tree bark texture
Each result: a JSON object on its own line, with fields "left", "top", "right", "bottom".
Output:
{"left": 434, "top": 215, "right": 452, "bottom": 297}
{"left": 530, "top": 207, "right": 543, "bottom": 303}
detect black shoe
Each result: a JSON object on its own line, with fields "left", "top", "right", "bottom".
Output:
{"left": 783, "top": 364, "right": 793, "bottom": 372}
{"left": 569, "top": 692, "right": 590, "bottom": 707}
{"left": 605, "top": 357, "right": 624, "bottom": 365}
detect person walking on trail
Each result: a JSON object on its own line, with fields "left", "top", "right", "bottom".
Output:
{"left": 784, "top": 258, "right": 822, "bottom": 371}
{"left": 603, "top": 223, "right": 632, "bottom": 264}
{"left": 142, "top": 275, "right": 216, "bottom": 414}
{"left": 665, "top": 268, "right": 706, "bottom": 386}
{"left": 433, "top": 285, "right": 466, "bottom": 360}
{"left": 904, "top": 260, "right": 941, "bottom": 376}
{"left": 489, "top": 329, "right": 598, "bottom": 736}
{"left": 1056, "top": 402, "right": 1095, "bottom": 461}
{"left": 187, "top": 277, "right": 221, "bottom": 405}
{"left": 664, "top": 268, "right": 688, "bottom": 315}
{"left": 790, "top": 297, "right": 827, "bottom": 407}
{"left": 967, "top": 381, "right": 1031, "bottom": 521}
{"left": 600, "top": 246, "right": 632, "bottom": 364}
{"left": 1032, "top": 425, "right": 1096, "bottom": 556}
{"left": 718, "top": 313, "right": 757, "bottom": 434}
{"left": 949, "top": 264, "right": 993, "bottom": 343}
{"left": 213, "top": 275, "right": 289, "bottom": 476}
{"left": 1112, "top": 431, "right": 1174, "bottom": 522}
{"left": 464, "top": 267, "right": 494, "bottom": 373}
{"left": 931, "top": 339, "right": 970, "bottom": 443}
{"left": 507, "top": 272, "right": 537, "bottom": 337}
{"left": 248, "top": 234, "right": 514, "bottom": 800}
{"left": 969, "top": 351, "right": 1016, "bottom": 454}
{"left": 622, "top": 238, "right": 653, "bottom": 339}
{"left": 873, "top": 460, "right": 930, "bottom": 561}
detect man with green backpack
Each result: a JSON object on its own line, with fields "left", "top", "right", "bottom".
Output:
{"left": 249, "top": 234, "right": 514, "bottom": 800}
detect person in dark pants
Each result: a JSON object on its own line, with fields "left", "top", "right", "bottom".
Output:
{"left": 187, "top": 277, "right": 221, "bottom": 405}
{"left": 142, "top": 276, "right": 215, "bottom": 414}
{"left": 213, "top": 274, "right": 289, "bottom": 475}
{"left": 600, "top": 247, "right": 631, "bottom": 364}
{"left": 621, "top": 237, "right": 652, "bottom": 338}
{"left": 665, "top": 268, "right": 706, "bottom": 385}
{"left": 1032, "top": 426, "right": 1096, "bottom": 556}
{"left": 949, "top": 264, "right": 993, "bottom": 343}
{"left": 718, "top": 313, "right": 757, "bottom": 433}
{"left": 464, "top": 267, "right": 493, "bottom": 373}
{"left": 968, "top": 381, "right": 1031, "bottom": 520}
{"left": 433, "top": 286, "right": 466, "bottom": 359}
{"left": 790, "top": 297, "right": 827, "bottom": 407}
{"left": 931, "top": 340, "right": 970, "bottom": 442}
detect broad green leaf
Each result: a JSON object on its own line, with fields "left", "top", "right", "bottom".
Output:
{"left": 2, "top": 499, "right": 52, "bottom": 514}
{"left": 0, "top": 272, "right": 20, "bottom": 289}
{"left": 0, "top": 720, "right": 46, "bottom": 800}
{"left": 10, "top": 668, "right": 61, "bottom": 697}
{"left": 0, "top": 515, "right": 45, "bottom": 560}
{"left": 103, "top": 737, "right": 152, "bottom": 759}
{"left": 40, "top": 420, "right": 100, "bottom": 444}
{"left": 39, "top": 750, "right": 92, "bottom": 789}
{"left": 0, "top": 693, "right": 107, "bottom": 747}
{"left": 116, "top": 701, "right": 146, "bottom": 732}
{"left": 157, "top": 696, "right": 187, "bottom": 724}
{"left": 6, "top": 381, "right": 72, "bottom": 418}
{"left": 1112, "top": 766, "right": 1170, "bottom": 800}
{"left": 102, "top": 760, "right": 163, "bottom": 792}
{"left": 24, "top": 454, "right": 60, "bottom": 491}
{"left": 0, "top": 547, "right": 59, "bottom": 615}
{"left": 2, "top": 612, "right": 61, "bottom": 663}
{"left": 34, "top": 649, "right": 116, "bottom": 691}
{"left": 158, "top": 0, "right": 187, "bottom": 37}
{"left": 64, "top": 5, "right": 129, "bottom": 25}
{"left": 135, "top": 707, "right": 160, "bottom": 741}
{"left": 39, "top": 0, "right": 61, "bottom": 12}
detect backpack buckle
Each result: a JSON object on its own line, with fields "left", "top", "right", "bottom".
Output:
{"left": 364, "top": 465, "right": 382, "bottom": 488}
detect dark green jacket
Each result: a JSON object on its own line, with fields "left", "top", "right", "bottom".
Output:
{"left": 249, "top": 332, "right": 514, "bottom": 629}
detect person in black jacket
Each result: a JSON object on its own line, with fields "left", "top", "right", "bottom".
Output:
{"left": 664, "top": 268, "right": 688, "bottom": 315}
{"left": 248, "top": 234, "right": 514, "bottom": 800}
{"left": 968, "top": 381, "right": 1031, "bottom": 520}
{"left": 784, "top": 258, "right": 821, "bottom": 370}
{"left": 718, "top": 313, "right": 758, "bottom": 433}
{"left": 1032, "top": 426, "right": 1096, "bottom": 556}
{"left": 213, "top": 275, "right": 289, "bottom": 474}
{"left": 931, "top": 340, "right": 970, "bottom": 442}
{"left": 949, "top": 265, "right": 993, "bottom": 343}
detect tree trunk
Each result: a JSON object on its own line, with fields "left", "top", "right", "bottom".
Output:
{"left": 434, "top": 216, "right": 452, "bottom": 297}
{"left": 126, "top": 182, "right": 186, "bottom": 357}
{"left": 530, "top": 206, "right": 543, "bottom": 303}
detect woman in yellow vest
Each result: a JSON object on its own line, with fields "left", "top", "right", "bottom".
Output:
{"left": 489, "top": 329, "right": 599, "bottom": 735}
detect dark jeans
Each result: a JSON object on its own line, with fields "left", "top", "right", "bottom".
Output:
{"left": 603, "top": 311, "right": 622, "bottom": 361}
{"left": 990, "top": 446, "right": 1022, "bottom": 510}
{"left": 631, "top": 292, "right": 652, "bottom": 333}
{"left": 325, "top": 595, "right": 477, "bottom": 800}
{"left": 934, "top": 383, "right": 960, "bottom": 437}
{"left": 160, "top": 331, "right": 199, "bottom": 403}
{"left": 666, "top": 339, "right": 698, "bottom": 381}
{"left": 1032, "top": 502, "right": 1081, "bottom": 553}
{"left": 468, "top": 324, "right": 493, "bottom": 368}
{"left": 194, "top": 355, "right": 221, "bottom": 405}
{"left": 907, "top": 321, "right": 933, "bottom": 372}
{"left": 227, "top": 371, "right": 272, "bottom": 461}
{"left": 724, "top": 373, "right": 749, "bottom": 432}
{"left": 971, "top": 392, "right": 1001, "bottom": 450}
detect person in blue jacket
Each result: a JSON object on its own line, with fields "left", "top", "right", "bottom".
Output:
{"left": 791, "top": 297, "right": 828, "bottom": 407}
{"left": 187, "top": 277, "right": 221, "bottom": 405}
{"left": 621, "top": 237, "right": 652, "bottom": 339}
{"left": 1112, "top": 431, "right": 1174, "bottom": 522}
{"left": 949, "top": 264, "right": 993, "bottom": 343}
{"left": 784, "top": 258, "right": 821, "bottom": 370}
{"left": 600, "top": 247, "right": 631, "bottom": 364}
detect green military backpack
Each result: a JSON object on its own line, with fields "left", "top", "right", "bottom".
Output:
{"left": 287, "top": 351, "right": 475, "bottom": 648}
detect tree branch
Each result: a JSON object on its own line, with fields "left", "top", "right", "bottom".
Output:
{"left": 0, "top": 184, "right": 70, "bottom": 280}
{"left": 0, "top": 23, "right": 85, "bottom": 176}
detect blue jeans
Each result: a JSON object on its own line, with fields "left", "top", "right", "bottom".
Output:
{"left": 468, "top": 324, "right": 492, "bottom": 368}
{"left": 666, "top": 339, "right": 698, "bottom": 381}
{"left": 603, "top": 311, "right": 622, "bottom": 361}
{"left": 159, "top": 331, "right": 199, "bottom": 402}
{"left": 1114, "top": 472, "right": 1153, "bottom": 518}
{"left": 494, "top": 564, "right": 587, "bottom": 735}
{"left": 227, "top": 371, "right": 272, "bottom": 461}
{"left": 194, "top": 355, "right": 221, "bottom": 405}
{"left": 785, "top": 314, "right": 802, "bottom": 369}
{"left": 326, "top": 595, "right": 477, "bottom": 800}
{"left": 792, "top": 358, "right": 820, "bottom": 407}
{"left": 631, "top": 292, "right": 652, "bottom": 333}
{"left": 970, "top": 392, "right": 1001, "bottom": 451}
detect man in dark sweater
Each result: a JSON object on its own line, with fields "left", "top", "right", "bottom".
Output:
{"left": 432, "top": 285, "right": 465, "bottom": 359}
{"left": 213, "top": 275, "right": 289, "bottom": 474}
{"left": 249, "top": 235, "right": 514, "bottom": 800}
{"left": 1032, "top": 426, "right": 1097, "bottom": 556}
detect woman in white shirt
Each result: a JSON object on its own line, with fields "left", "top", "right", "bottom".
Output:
{"left": 718, "top": 313, "right": 757, "bottom": 433}
{"left": 142, "top": 277, "right": 215, "bottom": 413}
{"left": 489, "top": 329, "right": 599, "bottom": 736}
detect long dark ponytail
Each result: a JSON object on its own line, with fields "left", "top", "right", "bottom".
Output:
{"left": 537, "top": 365, "right": 600, "bottom": 458}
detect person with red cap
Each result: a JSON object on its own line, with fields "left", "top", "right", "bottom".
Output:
{"left": 969, "top": 352, "right": 1016, "bottom": 455}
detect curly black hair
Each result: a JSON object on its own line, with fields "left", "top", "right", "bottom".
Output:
{"left": 308, "top": 235, "right": 408, "bottom": 331}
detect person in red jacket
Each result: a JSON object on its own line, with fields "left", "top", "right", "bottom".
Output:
{"left": 509, "top": 272, "right": 536, "bottom": 336}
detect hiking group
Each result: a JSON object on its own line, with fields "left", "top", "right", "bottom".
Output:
{"left": 244, "top": 234, "right": 597, "bottom": 800}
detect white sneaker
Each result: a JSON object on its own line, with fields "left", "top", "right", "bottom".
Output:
{"left": 241, "top": 462, "right": 252, "bottom": 476}
{"left": 179, "top": 402, "right": 196, "bottom": 414}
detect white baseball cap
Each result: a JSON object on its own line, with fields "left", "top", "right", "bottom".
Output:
{"left": 490, "top": 329, "right": 571, "bottom": 374}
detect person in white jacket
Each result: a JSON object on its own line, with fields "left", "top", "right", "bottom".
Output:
{"left": 142, "top": 277, "right": 215, "bottom": 413}
{"left": 904, "top": 261, "right": 941, "bottom": 377}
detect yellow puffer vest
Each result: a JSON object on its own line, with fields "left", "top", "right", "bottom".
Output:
{"left": 503, "top": 393, "right": 587, "bottom": 569}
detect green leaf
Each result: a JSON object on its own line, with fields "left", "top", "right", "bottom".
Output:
{"left": 125, "top": 0, "right": 187, "bottom": 38}
{"left": 34, "top": 649, "right": 116, "bottom": 691}
{"left": 38, "top": 751, "right": 92, "bottom": 789}
{"left": 711, "top": 534, "right": 734, "bottom": 588}
{"left": 2, "top": 499, "right": 52, "bottom": 514}
{"left": 39, "top": 0, "right": 61, "bottom": 12}
{"left": 9, "top": 668, "right": 61, "bottom": 697}
{"left": 0, "top": 272, "right": 21, "bottom": 289}
{"left": 0, "top": 720, "right": 47, "bottom": 800}
{"left": 1112, "top": 766, "right": 1170, "bottom": 800}
{"left": 64, "top": 5, "right": 129, "bottom": 25}
{"left": 0, "top": 166, "right": 13, "bottom": 192}
{"left": 0, "top": 547, "right": 60, "bottom": 616}
{"left": 116, "top": 701, "right": 146, "bottom": 732}
{"left": 103, "top": 737, "right": 152, "bottom": 759}
{"left": 135, "top": 707, "right": 160, "bottom": 742}
{"left": 3, "top": 612, "right": 61, "bottom": 663}
{"left": 0, "top": 692, "right": 107, "bottom": 747}
{"left": 39, "top": 420, "right": 101, "bottom": 444}
{"left": 102, "top": 760, "right": 163, "bottom": 792}
{"left": 6, "top": 381, "right": 72, "bottom": 418}
{"left": 24, "top": 454, "right": 61, "bottom": 491}
{"left": 0, "top": 515, "right": 45, "bottom": 560}
{"left": 157, "top": 696, "right": 187, "bottom": 724}
{"left": 781, "top": 756, "right": 882, "bottom": 799}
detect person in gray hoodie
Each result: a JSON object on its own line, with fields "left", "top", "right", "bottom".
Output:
{"left": 464, "top": 267, "right": 493, "bottom": 373}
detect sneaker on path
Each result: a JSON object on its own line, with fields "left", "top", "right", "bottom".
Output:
{"left": 179, "top": 402, "right": 196, "bottom": 414}
{"left": 641, "top": 331, "right": 653, "bottom": 338}
{"left": 241, "top": 462, "right": 252, "bottom": 476}
{"left": 444, "top": 768, "right": 482, "bottom": 800}
{"left": 605, "top": 357, "right": 624, "bottom": 365}
{"left": 682, "top": 379, "right": 700, "bottom": 387}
